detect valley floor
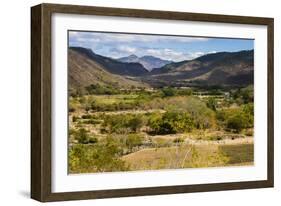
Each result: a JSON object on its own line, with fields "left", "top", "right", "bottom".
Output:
{"left": 68, "top": 90, "right": 254, "bottom": 174}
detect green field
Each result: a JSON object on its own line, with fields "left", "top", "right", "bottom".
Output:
{"left": 219, "top": 144, "right": 254, "bottom": 165}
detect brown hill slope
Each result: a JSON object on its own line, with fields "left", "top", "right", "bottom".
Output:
{"left": 144, "top": 50, "right": 254, "bottom": 87}
{"left": 68, "top": 49, "right": 148, "bottom": 91}
{"left": 70, "top": 47, "right": 148, "bottom": 76}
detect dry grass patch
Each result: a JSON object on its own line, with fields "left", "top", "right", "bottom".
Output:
{"left": 122, "top": 144, "right": 229, "bottom": 171}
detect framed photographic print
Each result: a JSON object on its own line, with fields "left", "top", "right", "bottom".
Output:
{"left": 31, "top": 3, "right": 274, "bottom": 202}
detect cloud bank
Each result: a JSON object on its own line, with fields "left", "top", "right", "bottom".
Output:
{"left": 69, "top": 31, "right": 252, "bottom": 62}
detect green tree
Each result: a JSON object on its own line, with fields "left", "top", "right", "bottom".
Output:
{"left": 161, "top": 87, "right": 176, "bottom": 97}
{"left": 128, "top": 116, "right": 143, "bottom": 132}
{"left": 102, "top": 114, "right": 145, "bottom": 134}
{"left": 69, "top": 137, "right": 128, "bottom": 173}
{"left": 206, "top": 97, "right": 217, "bottom": 111}
{"left": 164, "top": 97, "right": 216, "bottom": 129}
{"left": 242, "top": 103, "right": 254, "bottom": 128}
{"left": 177, "top": 88, "right": 193, "bottom": 96}
{"left": 231, "top": 86, "right": 254, "bottom": 104}
{"left": 125, "top": 134, "right": 144, "bottom": 151}
{"left": 148, "top": 111, "right": 194, "bottom": 134}
{"left": 226, "top": 112, "right": 248, "bottom": 133}
{"left": 75, "top": 128, "right": 89, "bottom": 144}
{"left": 219, "top": 104, "right": 254, "bottom": 133}
{"left": 91, "top": 136, "right": 128, "bottom": 172}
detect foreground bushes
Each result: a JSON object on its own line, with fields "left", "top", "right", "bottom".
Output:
{"left": 73, "top": 128, "right": 98, "bottom": 144}
{"left": 69, "top": 136, "right": 128, "bottom": 173}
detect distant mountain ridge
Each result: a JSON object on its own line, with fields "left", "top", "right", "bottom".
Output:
{"left": 70, "top": 47, "right": 148, "bottom": 76}
{"left": 118, "top": 54, "right": 172, "bottom": 71}
{"left": 145, "top": 50, "right": 254, "bottom": 87}
{"left": 117, "top": 54, "right": 139, "bottom": 63}
{"left": 68, "top": 48, "right": 148, "bottom": 92}
{"left": 69, "top": 47, "right": 254, "bottom": 89}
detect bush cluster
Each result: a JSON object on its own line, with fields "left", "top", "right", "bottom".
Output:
{"left": 91, "top": 101, "right": 138, "bottom": 112}
{"left": 85, "top": 84, "right": 120, "bottom": 95}
{"left": 216, "top": 103, "right": 254, "bottom": 133}
{"left": 102, "top": 114, "right": 144, "bottom": 134}
{"left": 73, "top": 128, "right": 98, "bottom": 144}
{"left": 148, "top": 111, "right": 193, "bottom": 134}
{"left": 69, "top": 136, "right": 128, "bottom": 173}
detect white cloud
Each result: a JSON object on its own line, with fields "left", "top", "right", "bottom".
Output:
{"left": 117, "top": 45, "right": 137, "bottom": 53}
{"left": 69, "top": 31, "right": 209, "bottom": 44}
{"left": 187, "top": 51, "right": 205, "bottom": 59}
{"left": 145, "top": 48, "right": 215, "bottom": 62}
{"left": 146, "top": 48, "right": 183, "bottom": 61}
{"left": 103, "top": 46, "right": 216, "bottom": 61}
{"left": 69, "top": 31, "right": 217, "bottom": 61}
{"left": 75, "top": 37, "right": 100, "bottom": 43}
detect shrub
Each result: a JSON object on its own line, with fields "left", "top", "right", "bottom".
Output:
{"left": 69, "top": 144, "right": 89, "bottom": 172}
{"left": 148, "top": 111, "right": 194, "bottom": 135}
{"left": 88, "top": 136, "right": 98, "bottom": 144}
{"left": 164, "top": 111, "right": 194, "bottom": 133}
{"left": 163, "top": 96, "right": 217, "bottom": 130}
{"left": 90, "top": 136, "right": 128, "bottom": 172}
{"left": 242, "top": 103, "right": 254, "bottom": 128}
{"left": 208, "top": 136, "right": 223, "bottom": 141}
{"left": 85, "top": 84, "right": 120, "bottom": 95}
{"left": 69, "top": 128, "right": 76, "bottom": 136}
{"left": 125, "top": 134, "right": 144, "bottom": 150}
{"left": 128, "top": 116, "right": 143, "bottom": 132}
{"left": 71, "top": 129, "right": 98, "bottom": 143}
{"left": 226, "top": 113, "right": 247, "bottom": 133}
{"left": 72, "top": 116, "right": 78, "bottom": 122}
{"left": 161, "top": 87, "right": 176, "bottom": 97}
{"left": 75, "top": 128, "right": 90, "bottom": 144}
{"left": 102, "top": 114, "right": 145, "bottom": 134}
{"left": 69, "top": 137, "right": 128, "bottom": 173}
{"left": 219, "top": 105, "right": 254, "bottom": 133}
{"left": 173, "top": 138, "right": 184, "bottom": 143}
{"left": 231, "top": 86, "right": 254, "bottom": 104}
{"left": 206, "top": 97, "right": 217, "bottom": 111}
{"left": 177, "top": 88, "right": 193, "bottom": 96}
{"left": 81, "top": 114, "right": 93, "bottom": 119}
{"left": 84, "top": 119, "right": 101, "bottom": 125}
{"left": 146, "top": 112, "right": 163, "bottom": 132}
{"left": 69, "top": 107, "right": 76, "bottom": 112}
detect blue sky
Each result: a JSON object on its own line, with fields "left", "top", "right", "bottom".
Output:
{"left": 69, "top": 31, "right": 254, "bottom": 62}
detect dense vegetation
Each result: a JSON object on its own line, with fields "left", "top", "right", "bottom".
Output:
{"left": 68, "top": 84, "right": 254, "bottom": 173}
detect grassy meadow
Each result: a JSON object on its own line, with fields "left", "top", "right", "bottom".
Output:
{"left": 68, "top": 85, "right": 254, "bottom": 173}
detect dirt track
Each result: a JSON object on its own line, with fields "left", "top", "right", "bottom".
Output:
{"left": 184, "top": 137, "right": 253, "bottom": 145}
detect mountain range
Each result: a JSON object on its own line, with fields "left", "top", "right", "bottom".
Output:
{"left": 69, "top": 46, "right": 254, "bottom": 91}
{"left": 70, "top": 47, "right": 148, "bottom": 76}
{"left": 68, "top": 48, "right": 148, "bottom": 91}
{"left": 117, "top": 54, "right": 172, "bottom": 71}
{"left": 146, "top": 50, "right": 254, "bottom": 87}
